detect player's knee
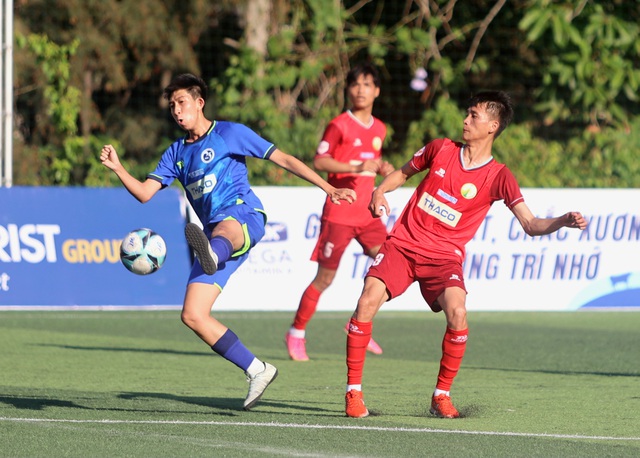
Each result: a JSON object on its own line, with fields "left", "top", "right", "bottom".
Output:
{"left": 446, "top": 306, "right": 467, "bottom": 329}
{"left": 355, "top": 296, "right": 378, "bottom": 321}
{"left": 313, "top": 277, "right": 333, "bottom": 291}
{"left": 181, "top": 309, "right": 203, "bottom": 330}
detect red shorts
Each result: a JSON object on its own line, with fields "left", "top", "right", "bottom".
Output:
{"left": 366, "top": 241, "right": 467, "bottom": 312}
{"left": 311, "top": 219, "right": 388, "bottom": 270}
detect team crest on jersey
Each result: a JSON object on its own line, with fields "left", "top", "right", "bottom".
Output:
{"left": 460, "top": 183, "right": 478, "bottom": 199}
{"left": 201, "top": 148, "right": 215, "bottom": 163}
{"left": 372, "top": 136, "right": 382, "bottom": 151}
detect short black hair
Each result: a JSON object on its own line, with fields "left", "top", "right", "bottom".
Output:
{"left": 346, "top": 63, "right": 381, "bottom": 87}
{"left": 468, "top": 91, "right": 514, "bottom": 138}
{"left": 163, "top": 73, "right": 208, "bottom": 102}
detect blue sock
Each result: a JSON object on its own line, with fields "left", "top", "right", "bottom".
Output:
{"left": 211, "top": 329, "right": 255, "bottom": 371}
{"left": 210, "top": 236, "right": 233, "bottom": 264}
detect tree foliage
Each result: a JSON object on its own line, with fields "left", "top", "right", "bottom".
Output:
{"left": 519, "top": 0, "right": 640, "bottom": 127}
{"left": 11, "top": 0, "right": 640, "bottom": 188}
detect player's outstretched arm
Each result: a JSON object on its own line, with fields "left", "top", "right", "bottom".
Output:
{"left": 269, "top": 149, "right": 356, "bottom": 205}
{"left": 511, "top": 202, "right": 588, "bottom": 236}
{"left": 99, "top": 144, "right": 161, "bottom": 203}
{"left": 369, "top": 161, "right": 415, "bottom": 217}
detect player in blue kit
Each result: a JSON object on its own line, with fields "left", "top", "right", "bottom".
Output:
{"left": 99, "top": 73, "right": 355, "bottom": 410}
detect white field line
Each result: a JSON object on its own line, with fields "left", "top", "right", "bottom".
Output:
{"left": 0, "top": 417, "right": 638, "bottom": 442}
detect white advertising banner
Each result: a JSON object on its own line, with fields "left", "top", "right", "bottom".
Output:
{"left": 218, "top": 187, "right": 640, "bottom": 312}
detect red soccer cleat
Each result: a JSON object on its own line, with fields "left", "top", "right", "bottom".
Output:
{"left": 430, "top": 393, "right": 460, "bottom": 418}
{"left": 345, "top": 390, "right": 369, "bottom": 418}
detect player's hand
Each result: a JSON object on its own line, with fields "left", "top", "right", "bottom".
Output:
{"left": 369, "top": 191, "right": 389, "bottom": 218}
{"left": 100, "top": 144, "right": 121, "bottom": 171}
{"left": 379, "top": 161, "right": 395, "bottom": 177}
{"left": 358, "top": 159, "right": 380, "bottom": 175}
{"left": 565, "top": 212, "right": 588, "bottom": 230}
{"left": 329, "top": 188, "right": 356, "bottom": 205}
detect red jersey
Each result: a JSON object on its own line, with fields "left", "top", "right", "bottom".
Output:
{"left": 316, "top": 111, "right": 387, "bottom": 226}
{"left": 389, "top": 138, "right": 523, "bottom": 261}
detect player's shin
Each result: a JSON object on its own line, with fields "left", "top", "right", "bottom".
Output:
{"left": 436, "top": 327, "right": 468, "bottom": 391}
{"left": 211, "top": 329, "right": 257, "bottom": 372}
{"left": 292, "top": 284, "right": 321, "bottom": 330}
{"left": 346, "top": 318, "right": 372, "bottom": 388}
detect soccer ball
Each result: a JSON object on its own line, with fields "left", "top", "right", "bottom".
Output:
{"left": 120, "top": 228, "right": 167, "bottom": 275}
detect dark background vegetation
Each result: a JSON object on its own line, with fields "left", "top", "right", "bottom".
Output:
{"left": 12, "top": 0, "right": 640, "bottom": 188}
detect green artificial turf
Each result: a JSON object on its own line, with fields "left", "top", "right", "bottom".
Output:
{"left": 0, "top": 311, "right": 638, "bottom": 457}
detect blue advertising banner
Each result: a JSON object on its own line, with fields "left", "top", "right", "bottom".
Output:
{"left": 0, "top": 187, "right": 191, "bottom": 308}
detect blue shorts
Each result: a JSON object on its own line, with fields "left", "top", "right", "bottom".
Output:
{"left": 188, "top": 203, "right": 266, "bottom": 290}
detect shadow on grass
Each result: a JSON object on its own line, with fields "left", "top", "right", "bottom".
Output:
{"left": 0, "top": 396, "right": 90, "bottom": 411}
{"left": 0, "top": 392, "right": 392, "bottom": 418}
{"left": 467, "top": 365, "right": 640, "bottom": 378}
{"left": 119, "top": 392, "right": 245, "bottom": 411}
{"left": 119, "top": 392, "right": 338, "bottom": 415}
{"left": 0, "top": 394, "right": 236, "bottom": 416}
{"left": 33, "top": 344, "right": 210, "bottom": 358}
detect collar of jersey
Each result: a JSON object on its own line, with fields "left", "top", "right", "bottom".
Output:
{"left": 346, "top": 110, "right": 374, "bottom": 129}
{"left": 181, "top": 121, "right": 216, "bottom": 145}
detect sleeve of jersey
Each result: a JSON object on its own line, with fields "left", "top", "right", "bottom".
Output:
{"left": 315, "top": 122, "right": 341, "bottom": 158}
{"left": 225, "top": 123, "right": 276, "bottom": 160}
{"left": 147, "top": 145, "right": 178, "bottom": 187}
{"left": 496, "top": 167, "right": 524, "bottom": 209}
{"left": 409, "top": 139, "right": 444, "bottom": 171}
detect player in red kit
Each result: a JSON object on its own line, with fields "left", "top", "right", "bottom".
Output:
{"left": 344, "top": 91, "right": 588, "bottom": 418}
{"left": 285, "top": 63, "right": 394, "bottom": 361}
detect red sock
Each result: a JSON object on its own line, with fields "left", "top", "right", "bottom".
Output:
{"left": 346, "top": 318, "right": 372, "bottom": 386}
{"left": 292, "top": 284, "right": 321, "bottom": 330}
{"left": 436, "top": 327, "right": 468, "bottom": 391}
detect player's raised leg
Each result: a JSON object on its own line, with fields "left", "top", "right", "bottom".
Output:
{"left": 185, "top": 223, "right": 234, "bottom": 275}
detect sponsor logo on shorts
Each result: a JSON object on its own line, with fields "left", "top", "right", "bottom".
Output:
{"left": 418, "top": 192, "right": 461, "bottom": 227}
{"left": 448, "top": 274, "right": 461, "bottom": 281}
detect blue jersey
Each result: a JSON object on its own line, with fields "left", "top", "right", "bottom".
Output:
{"left": 148, "top": 121, "right": 276, "bottom": 227}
